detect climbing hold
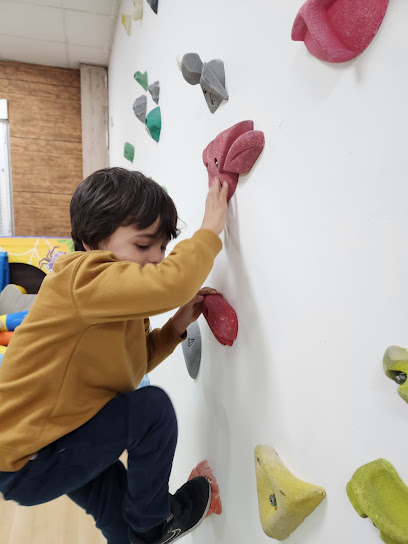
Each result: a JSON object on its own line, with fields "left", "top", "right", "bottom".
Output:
{"left": 188, "top": 460, "right": 222, "bottom": 516}
{"left": 291, "top": 0, "right": 389, "bottom": 63}
{"left": 254, "top": 445, "right": 326, "bottom": 540}
{"left": 148, "top": 81, "right": 160, "bottom": 104}
{"left": 145, "top": 107, "right": 161, "bottom": 142}
{"left": 161, "top": 186, "right": 168, "bottom": 193}
{"left": 383, "top": 346, "right": 408, "bottom": 404}
{"left": 121, "top": 13, "right": 131, "bottom": 36}
{"left": 132, "top": 0, "right": 143, "bottom": 20}
{"left": 203, "top": 120, "right": 265, "bottom": 201}
{"left": 180, "top": 53, "right": 228, "bottom": 113}
{"left": 181, "top": 53, "right": 204, "bottom": 85}
{"left": 147, "top": 0, "right": 159, "bottom": 14}
{"left": 134, "top": 71, "right": 148, "bottom": 91}
{"left": 200, "top": 60, "right": 229, "bottom": 114}
{"left": 347, "top": 458, "right": 408, "bottom": 544}
{"left": 202, "top": 294, "right": 238, "bottom": 346}
{"left": 133, "top": 95, "right": 147, "bottom": 123}
{"left": 124, "top": 142, "right": 135, "bottom": 162}
{"left": 181, "top": 321, "right": 201, "bottom": 379}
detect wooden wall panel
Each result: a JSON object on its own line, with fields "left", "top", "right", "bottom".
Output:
{"left": 0, "top": 60, "right": 83, "bottom": 236}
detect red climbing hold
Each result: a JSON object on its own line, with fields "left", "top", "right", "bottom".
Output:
{"left": 188, "top": 460, "right": 222, "bottom": 516}
{"left": 203, "top": 120, "right": 264, "bottom": 201}
{"left": 202, "top": 294, "right": 238, "bottom": 346}
{"left": 291, "top": 0, "right": 389, "bottom": 63}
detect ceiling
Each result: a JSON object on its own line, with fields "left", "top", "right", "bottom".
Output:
{"left": 0, "top": 0, "right": 121, "bottom": 70}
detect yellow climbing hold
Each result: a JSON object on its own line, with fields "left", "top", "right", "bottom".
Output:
{"left": 383, "top": 346, "right": 408, "bottom": 404}
{"left": 347, "top": 459, "right": 408, "bottom": 544}
{"left": 254, "top": 445, "right": 326, "bottom": 540}
{"left": 121, "top": 13, "right": 131, "bottom": 36}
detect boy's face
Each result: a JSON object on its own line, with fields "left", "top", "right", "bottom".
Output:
{"left": 85, "top": 218, "right": 169, "bottom": 266}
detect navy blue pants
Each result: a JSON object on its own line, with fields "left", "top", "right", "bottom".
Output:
{"left": 0, "top": 386, "right": 178, "bottom": 544}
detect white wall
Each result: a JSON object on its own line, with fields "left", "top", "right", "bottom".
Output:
{"left": 108, "top": 1, "right": 408, "bottom": 542}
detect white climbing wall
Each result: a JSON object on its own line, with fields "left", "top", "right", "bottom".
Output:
{"left": 108, "top": 1, "right": 408, "bottom": 542}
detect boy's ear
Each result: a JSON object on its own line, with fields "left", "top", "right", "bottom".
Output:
{"left": 82, "top": 242, "right": 91, "bottom": 251}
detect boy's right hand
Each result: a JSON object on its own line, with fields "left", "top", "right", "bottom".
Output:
{"left": 201, "top": 179, "right": 229, "bottom": 236}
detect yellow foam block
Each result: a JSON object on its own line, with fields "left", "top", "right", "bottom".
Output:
{"left": 383, "top": 346, "right": 408, "bottom": 404}
{"left": 254, "top": 445, "right": 326, "bottom": 540}
{"left": 0, "top": 237, "right": 73, "bottom": 274}
{"left": 347, "top": 459, "right": 408, "bottom": 544}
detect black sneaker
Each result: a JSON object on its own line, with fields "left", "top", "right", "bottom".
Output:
{"left": 129, "top": 476, "right": 211, "bottom": 544}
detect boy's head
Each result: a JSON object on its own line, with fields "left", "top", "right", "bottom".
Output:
{"left": 70, "top": 167, "right": 180, "bottom": 266}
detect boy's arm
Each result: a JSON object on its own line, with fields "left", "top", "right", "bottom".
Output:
{"left": 70, "top": 229, "right": 222, "bottom": 322}
{"left": 144, "top": 318, "right": 186, "bottom": 373}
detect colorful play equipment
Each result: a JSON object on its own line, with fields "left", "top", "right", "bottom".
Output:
{"left": 291, "top": 0, "right": 390, "bottom": 63}
{"left": 347, "top": 458, "right": 408, "bottom": 544}
{"left": 189, "top": 460, "right": 222, "bottom": 516}
{"left": 203, "top": 120, "right": 265, "bottom": 201}
{"left": 254, "top": 445, "right": 326, "bottom": 540}
{"left": 383, "top": 346, "right": 408, "bottom": 404}
{"left": 0, "top": 332, "right": 13, "bottom": 346}
{"left": 0, "top": 251, "right": 9, "bottom": 291}
{"left": 202, "top": 294, "right": 238, "bottom": 346}
{"left": 0, "top": 345, "right": 6, "bottom": 365}
{"left": 0, "top": 284, "right": 36, "bottom": 315}
{"left": 0, "top": 311, "right": 28, "bottom": 332}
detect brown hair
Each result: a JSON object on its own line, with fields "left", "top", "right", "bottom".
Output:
{"left": 70, "top": 167, "right": 180, "bottom": 251}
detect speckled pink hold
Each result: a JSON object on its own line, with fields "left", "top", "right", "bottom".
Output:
{"left": 188, "top": 460, "right": 222, "bottom": 516}
{"left": 203, "top": 120, "right": 264, "bottom": 201}
{"left": 291, "top": 0, "right": 389, "bottom": 63}
{"left": 202, "top": 294, "right": 238, "bottom": 346}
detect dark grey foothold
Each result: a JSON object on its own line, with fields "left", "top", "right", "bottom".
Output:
{"left": 269, "top": 494, "right": 277, "bottom": 507}
{"left": 148, "top": 81, "right": 160, "bottom": 104}
{"left": 147, "top": 0, "right": 158, "bottom": 14}
{"left": 393, "top": 372, "right": 407, "bottom": 385}
{"left": 181, "top": 53, "right": 203, "bottom": 85}
{"left": 200, "top": 60, "right": 228, "bottom": 113}
{"left": 133, "top": 95, "right": 147, "bottom": 123}
{"left": 182, "top": 321, "right": 202, "bottom": 379}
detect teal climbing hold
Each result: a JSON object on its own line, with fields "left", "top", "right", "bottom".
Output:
{"left": 134, "top": 71, "right": 148, "bottom": 90}
{"left": 124, "top": 142, "right": 135, "bottom": 162}
{"left": 145, "top": 107, "right": 161, "bottom": 142}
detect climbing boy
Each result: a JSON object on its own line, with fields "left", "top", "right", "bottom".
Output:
{"left": 0, "top": 167, "right": 229, "bottom": 544}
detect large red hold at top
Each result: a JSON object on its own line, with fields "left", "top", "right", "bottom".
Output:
{"left": 291, "top": 0, "right": 389, "bottom": 63}
{"left": 203, "top": 120, "right": 265, "bottom": 201}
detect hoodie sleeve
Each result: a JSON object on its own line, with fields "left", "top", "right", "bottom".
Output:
{"left": 144, "top": 318, "right": 187, "bottom": 373}
{"left": 70, "top": 229, "right": 222, "bottom": 323}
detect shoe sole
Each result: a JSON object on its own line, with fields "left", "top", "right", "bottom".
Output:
{"left": 163, "top": 479, "right": 212, "bottom": 544}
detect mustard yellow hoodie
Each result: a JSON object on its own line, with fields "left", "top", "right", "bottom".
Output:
{"left": 0, "top": 229, "right": 222, "bottom": 472}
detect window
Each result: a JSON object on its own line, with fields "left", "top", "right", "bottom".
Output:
{"left": 0, "top": 99, "right": 14, "bottom": 235}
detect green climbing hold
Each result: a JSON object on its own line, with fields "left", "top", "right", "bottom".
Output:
{"left": 124, "top": 142, "right": 135, "bottom": 162}
{"left": 161, "top": 186, "right": 168, "bottom": 193}
{"left": 134, "top": 71, "right": 148, "bottom": 90}
{"left": 145, "top": 107, "right": 161, "bottom": 142}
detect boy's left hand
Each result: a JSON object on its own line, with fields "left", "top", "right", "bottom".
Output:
{"left": 171, "top": 287, "right": 219, "bottom": 336}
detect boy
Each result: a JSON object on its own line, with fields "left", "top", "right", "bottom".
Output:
{"left": 0, "top": 167, "right": 229, "bottom": 544}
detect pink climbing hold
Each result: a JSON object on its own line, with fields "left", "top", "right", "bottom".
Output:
{"left": 188, "top": 460, "right": 222, "bottom": 516}
{"left": 203, "top": 120, "right": 264, "bottom": 201}
{"left": 291, "top": 0, "right": 389, "bottom": 63}
{"left": 202, "top": 294, "right": 238, "bottom": 346}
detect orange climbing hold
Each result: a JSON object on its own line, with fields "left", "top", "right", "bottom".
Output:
{"left": 188, "top": 460, "right": 222, "bottom": 516}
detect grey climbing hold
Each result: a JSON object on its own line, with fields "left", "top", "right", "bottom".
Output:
{"left": 181, "top": 53, "right": 203, "bottom": 85}
{"left": 182, "top": 321, "right": 202, "bottom": 379}
{"left": 180, "top": 53, "right": 228, "bottom": 113}
{"left": 148, "top": 81, "right": 160, "bottom": 104}
{"left": 394, "top": 372, "right": 407, "bottom": 385}
{"left": 147, "top": 0, "right": 158, "bottom": 14}
{"left": 200, "top": 60, "right": 229, "bottom": 113}
{"left": 133, "top": 95, "right": 147, "bottom": 123}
